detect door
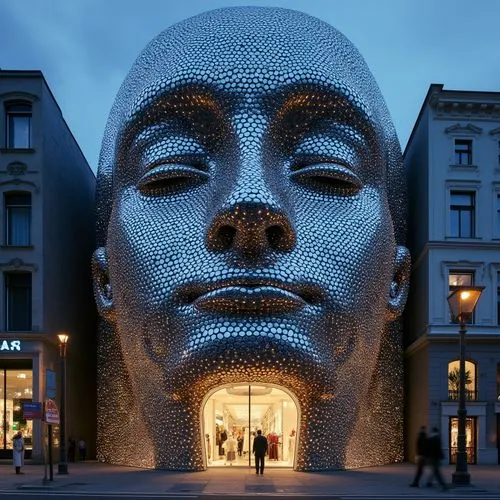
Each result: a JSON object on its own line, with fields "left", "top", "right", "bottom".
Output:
{"left": 449, "top": 416, "right": 477, "bottom": 464}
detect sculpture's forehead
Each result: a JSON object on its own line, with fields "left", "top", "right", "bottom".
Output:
{"left": 124, "top": 7, "right": 373, "bottom": 101}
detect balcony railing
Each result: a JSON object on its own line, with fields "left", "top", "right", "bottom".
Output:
{"left": 448, "top": 389, "right": 477, "bottom": 401}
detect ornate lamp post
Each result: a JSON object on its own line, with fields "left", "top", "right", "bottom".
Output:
{"left": 57, "top": 333, "right": 69, "bottom": 474}
{"left": 447, "top": 286, "right": 483, "bottom": 486}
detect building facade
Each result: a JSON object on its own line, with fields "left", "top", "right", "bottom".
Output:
{"left": 404, "top": 84, "right": 500, "bottom": 465}
{"left": 0, "top": 70, "right": 96, "bottom": 461}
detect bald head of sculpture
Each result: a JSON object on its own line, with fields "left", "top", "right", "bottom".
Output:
{"left": 92, "top": 7, "right": 410, "bottom": 471}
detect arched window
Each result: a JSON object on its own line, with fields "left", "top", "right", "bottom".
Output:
{"left": 448, "top": 359, "right": 477, "bottom": 401}
{"left": 5, "top": 101, "right": 32, "bottom": 148}
{"left": 4, "top": 191, "right": 31, "bottom": 246}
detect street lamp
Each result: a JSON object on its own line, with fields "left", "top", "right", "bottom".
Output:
{"left": 57, "top": 333, "right": 69, "bottom": 475}
{"left": 447, "top": 286, "right": 484, "bottom": 486}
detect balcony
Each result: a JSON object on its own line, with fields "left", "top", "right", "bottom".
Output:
{"left": 448, "top": 389, "right": 477, "bottom": 401}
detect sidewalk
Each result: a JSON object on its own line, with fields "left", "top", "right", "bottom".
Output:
{"left": 0, "top": 461, "right": 499, "bottom": 497}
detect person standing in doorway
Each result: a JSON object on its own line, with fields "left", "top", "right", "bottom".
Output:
{"left": 409, "top": 426, "right": 427, "bottom": 487}
{"left": 78, "top": 437, "right": 87, "bottom": 461}
{"left": 68, "top": 437, "right": 76, "bottom": 462}
{"left": 252, "top": 430, "right": 268, "bottom": 475}
{"left": 426, "top": 427, "right": 448, "bottom": 491}
{"left": 12, "top": 431, "right": 25, "bottom": 474}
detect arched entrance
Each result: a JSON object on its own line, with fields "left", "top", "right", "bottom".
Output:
{"left": 203, "top": 384, "right": 298, "bottom": 468}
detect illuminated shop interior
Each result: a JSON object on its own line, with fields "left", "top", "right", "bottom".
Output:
{"left": 0, "top": 367, "right": 33, "bottom": 458}
{"left": 203, "top": 385, "right": 298, "bottom": 468}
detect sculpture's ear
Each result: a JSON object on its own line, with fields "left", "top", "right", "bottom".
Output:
{"left": 387, "top": 245, "right": 411, "bottom": 320}
{"left": 92, "top": 247, "right": 115, "bottom": 322}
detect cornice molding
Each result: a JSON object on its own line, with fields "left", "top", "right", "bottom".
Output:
{"left": 430, "top": 95, "right": 500, "bottom": 119}
{"left": 0, "top": 179, "right": 39, "bottom": 192}
{"left": 444, "top": 123, "right": 483, "bottom": 135}
{"left": 0, "top": 258, "right": 38, "bottom": 272}
{"left": 490, "top": 127, "right": 500, "bottom": 136}
{"left": 0, "top": 91, "right": 39, "bottom": 103}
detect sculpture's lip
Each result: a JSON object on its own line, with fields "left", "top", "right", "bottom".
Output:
{"left": 177, "top": 278, "right": 324, "bottom": 314}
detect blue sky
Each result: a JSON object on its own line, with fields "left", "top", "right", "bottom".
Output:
{"left": 1, "top": 0, "right": 499, "bottom": 173}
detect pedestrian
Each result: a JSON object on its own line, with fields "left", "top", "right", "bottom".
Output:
{"left": 252, "top": 429, "right": 268, "bottom": 475}
{"left": 409, "top": 426, "right": 427, "bottom": 487}
{"left": 12, "top": 430, "right": 25, "bottom": 474}
{"left": 78, "top": 437, "right": 87, "bottom": 461}
{"left": 426, "top": 427, "right": 448, "bottom": 491}
{"left": 68, "top": 437, "right": 76, "bottom": 462}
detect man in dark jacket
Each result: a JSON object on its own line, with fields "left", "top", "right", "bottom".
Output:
{"left": 410, "top": 426, "right": 428, "bottom": 487}
{"left": 252, "top": 430, "right": 268, "bottom": 475}
{"left": 426, "top": 427, "right": 448, "bottom": 491}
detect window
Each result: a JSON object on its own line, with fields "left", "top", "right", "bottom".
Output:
{"left": 450, "top": 191, "right": 475, "bottom": 237}
{"left": 4, "top": 193, "right": 31, "bottom": 246}
{"left": 497, "top": 363, "right": 500, "bottom": 400}
{"left": 4, "top": 272, "right": 31, "bottom": 331}
{"left": 449, "top": 271, "right": 474, "bottom": 324}
{"left": 497, "top": 272, "right": 500, "bottom": 326}
{"left": 497, "top": 194, "right": 500, "bottom": 237}
{"left": 498, "top": 141, "right": 500, "bottom": 167}
{"left": 5, "top": 102, "right": 32, "bottom": 149}
{"left": 448, "top": 359, "right": 477, "bottom": 400}
{"left": 454, "top": 139, "right": 473, "bottom": 165}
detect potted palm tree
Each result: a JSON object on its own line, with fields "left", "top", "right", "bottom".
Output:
{"left": 448, "top": 367, "right": 473, "bottom": 400}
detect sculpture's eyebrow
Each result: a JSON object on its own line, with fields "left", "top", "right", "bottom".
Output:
{"left": 268, "top": 83, "right": 377, "bottom": 148}
{"left": 119, "top": 82, "right": 228, "bottom": 152}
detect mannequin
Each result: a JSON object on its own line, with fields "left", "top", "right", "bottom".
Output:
{"left": 288, "top": 430, "right": 296, "bottom": 464}
{"left": 205, "top": 434, "right": 211, "bottom": 462}
{"left": 225, "top": 434, "right": 237, "bottom": 465}
{"left": 268, "top": 431, "right": 279, "bottom": 460}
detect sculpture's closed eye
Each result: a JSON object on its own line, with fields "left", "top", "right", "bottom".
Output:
{"left": 290, "top": 162, "right": 362, "bottom": 195}
{"left": 138, "top": 162, "right": 209, "bottom": 195}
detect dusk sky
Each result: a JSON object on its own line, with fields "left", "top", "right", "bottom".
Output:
{"left": 1, "top": 0, "right": 499, "bottom": 173}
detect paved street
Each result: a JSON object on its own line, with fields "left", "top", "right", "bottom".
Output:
{"left": 0, "top": 492, "right": 498, "bottom": 500}
{"left": 0, "top": 461, "right": 499, "bottom": 498}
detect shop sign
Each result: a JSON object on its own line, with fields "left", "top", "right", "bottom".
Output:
{"left": 44, "top": 399, "right": 60, "bottom": 425}
{"left": 0, "top": 339, "right": 21, "bottom": 351}
{"left": 23, "top": 401, "right": 42, "bottom": 420}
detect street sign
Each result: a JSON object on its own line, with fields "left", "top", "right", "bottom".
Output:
{"left": 22, "top": 401, "right": 42, "bottom": 420}
{"left": 46, "top": 369, "right": 57, "bottom": 399}
{"left": 44, "top": 398, "right": 60, "bottom": 424}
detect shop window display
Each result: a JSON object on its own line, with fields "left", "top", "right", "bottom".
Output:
{"left": 449, "top": 416, "right": 476, "bottom": 464}
{"left": 0, "top": 370, "right": 33, "bottom": 454}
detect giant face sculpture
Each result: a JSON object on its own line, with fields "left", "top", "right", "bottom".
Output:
{"left": 93, "top": 7, "right": 410, "bottom": 471}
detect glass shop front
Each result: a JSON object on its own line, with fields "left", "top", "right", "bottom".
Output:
{"left": 203, "top": 384, "right": 298, "bottom": 468}
{"left": 0, "top": 337, "right": 60, "bottom": 462}
{"left": 449, "top": 416, "right": 477, "bottom": 465}
{"left": 0, "top": 360, "right": 33, "bottom": 459}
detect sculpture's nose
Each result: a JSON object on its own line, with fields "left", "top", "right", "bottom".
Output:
{"left": 206, "top": 177, "right": 296, "bottom": 259}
